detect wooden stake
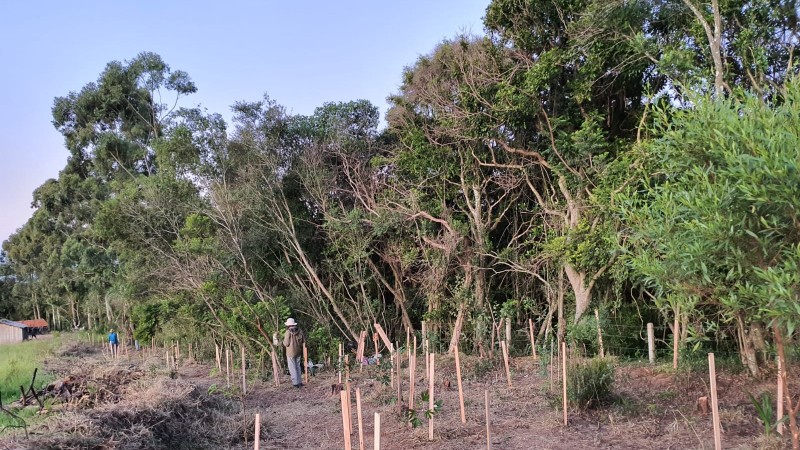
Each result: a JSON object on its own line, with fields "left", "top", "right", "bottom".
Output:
{"left": 340, "top": 390, "right": 352, "bottom": 450}
{"left": 374, "top": 323, "right": 394, "bottom": 352}
{"left": 374, "top": 412, "right": 381, "bottom": 450}
{"left": 356, "top": 388, "right": 365, "bottom": 450}
{"left": 594, "top": 309, "right": 604, "bottom": 358}
{"left": 241, "top": 345, "right": 247, "bottom": 396}
{"left": 647, "top": 323, "right": 655, "bottom": 364}
{"left": 549, "top": 342, "right": 554, "bottom": 389}
{"left": 485, "top": 390, "right": 491, "bottom": 450}
{"left": 339, "top": 341, "right": 343, "bottom": 384}
{"left": 270, "top": 349, "right": 280, "bottom": 387}
{"left": 561, "top": 342, "right": 568, "bottom": 426}
{"left": 254, "top": 413, "right": 260, "bottom": 450}
{"left": 408, "top": 336, "right": 416, "bottom": 409}
{"left": 226, "top": 346, "right": 231, "bottom": 388}
{"left": 346, "top": 383, "right": 353, "bottom": 442}
{"left": 455, "top": 344, "right": 466, "bottom": 423}
{"left": 428, "top": 353, "right": 435, "bottom": 441}
{"left": 778, "top": 356, "right": 784, "bottom": 436}
{"left": 528, "top": 319, "right": 537, "bottom": 360}
{"left": 424, "top": 339, "right": 430, "bottom": 378}
{"left": 303, "top": 344, "right": 309, "bottom": 384}
{"left": 500, "top": 340, "right": 512, "bottom": 388}
{"left": 490, "top": 320, "right": 496, "bottom": 360}
{"left": 673, "top": 310, "right": 680, "bottom": 369}
{"left": 215, "top": 343, "right": 222, "bottom": 373}
{"left": 709, "top": 353, "right": 722, "bottom": 450}
{"left": 505, "top": 319, "right": 512, "bottom": 346}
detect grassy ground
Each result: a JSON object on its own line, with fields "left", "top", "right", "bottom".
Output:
{"left": 0, "top": 335, "right": 60, "bottom": 405}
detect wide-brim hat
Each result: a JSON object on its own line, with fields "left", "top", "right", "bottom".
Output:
{"left": 285, "top": 318, "right": 298, "bottom": 327}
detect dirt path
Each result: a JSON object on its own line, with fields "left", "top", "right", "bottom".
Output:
{"left": 0, "top": 340, "right": 785, "bottom": 449}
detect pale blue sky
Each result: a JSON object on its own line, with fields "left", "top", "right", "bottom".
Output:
{"left": 0, "top": 0, "right": 488, "bottom": 245}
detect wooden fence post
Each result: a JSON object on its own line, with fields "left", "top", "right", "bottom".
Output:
{"left": 241, "top": 346, "right": 247, "bottom": 396}
{"left": 673, "top": 306, "right": 680, "bottom": 369}
{"left": 709, "top": 353, "right": 722, "bottom": 450}
{"left": 561, "top": 341, "right": 568, "bottom": 426}
{"left": 455, "top": 344, "right": 466, "bottom": 423}
{"left": 485, "top": 390, "right": 491, "bottom": 450}
{"left": 254, "top": 413, "right": 260, "bottom": 450}
{"left": 374, "top": 412, "right": 381, "bottom": 450}
{"left": 528, "top": 319, "right": 537, "bottom": 360}
{"left": 340, "top": 390, "right": 352, "bottom": 450}
{"left": 356, "top": 388, "right": 365, "bottom": 450}
{"left": 303, "top": 344, "right": 309, "bottom": 384}
{"left": 594, "top": 309, "right": 604, "bottom": 358}
{"left": 647, "top": 323, "right": 655, "bottom": 364}
{"left": 429, "top": 353, "right": 435, "bottom": 441}
{"left": 778, "top": 356, "right": 784, "bottom": 436}
{"left": 500, "top": 341, "right": 512, "bottom": 388}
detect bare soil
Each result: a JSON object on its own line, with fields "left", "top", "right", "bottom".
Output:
{"left": 0, "top": 339, "right": 790, "bottom": 449}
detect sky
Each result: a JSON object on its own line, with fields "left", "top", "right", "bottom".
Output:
{"left": 0, "top": 0, "right": 489, "bottom": 245}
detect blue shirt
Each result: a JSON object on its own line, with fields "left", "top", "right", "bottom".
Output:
{"left": 108, "top": 332, "right": 118, "bottom": 344}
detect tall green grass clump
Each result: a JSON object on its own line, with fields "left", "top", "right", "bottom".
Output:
{"left": 567, "top": 357, "right": 615, "bottom": 409}
{"left": 0, "top": 337, "right": 59, "bottom": 405}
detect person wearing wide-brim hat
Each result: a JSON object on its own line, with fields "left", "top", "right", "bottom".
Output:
{"left": 282, "top": 318, "right": 305, "bottom": 388}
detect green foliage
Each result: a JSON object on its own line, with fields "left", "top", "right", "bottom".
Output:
{"left": 747, "top": 391, "right": 787, "bottom": 437}
{"left": 567, "top": 357, "right": 615, "bottom": 409}
{"left": 0, "top": 338, "right": 59, "bottom": 405}
{"left": 623, "top": 82, "right": 800, "bottom": 365}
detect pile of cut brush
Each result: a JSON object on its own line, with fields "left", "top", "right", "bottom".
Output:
{"left": 1, "top": 358, "right": 254, "bottom": 449}
{"left": 39, "top": 366, "right": 144, "bottom": 409}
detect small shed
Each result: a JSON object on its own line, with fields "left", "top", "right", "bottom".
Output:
{"left": 20, "top": 319, "right": 49, "bottom": 335}
{"left": 0, "top": 319, "right": 29, "bottom": 344}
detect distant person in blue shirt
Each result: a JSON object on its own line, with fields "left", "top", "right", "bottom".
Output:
{"left": 108, "top": 329, "right": 119, "bottom": 358}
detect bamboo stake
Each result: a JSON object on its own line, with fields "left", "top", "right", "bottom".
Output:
{"left": 561, "top": 342, "right": 568, "bottom": 426}
{"left": 647, "top": 323, "right": 655, "bottom": 364}
{"left": 254, "top": 413, "right": 260, "bottom": 450}
{"left": 339, "top": 342, "right": 343, "bottom": 384}
{"left": 241, "top": 346, "right": 247, "bottom": 396}
{"left": 303, "top": 344, "right": 309, "bottom": 384}
{"left": 341, "top": 390, "right": 352, "bottom": 450}
{"left": 356, "top": 388, "right": 365, "bottom": 450}
{"left": 485, "top": 390, "right": 491, "bottom": 450}
{"left": 455, "top": 344, "right": 466, "bottom": 423}
{"left": 428, "top": 352, "right": 435, "bottom": 441}
{"left": 505, "top": 319, "right": 512, "bottom": 346}
{"left": 529, "top": 319, "right": 537, "bottom": 360}
{"left": 374, "top": 412, "right": 381, "bottom": 450}
{"left": 215, "top": 343, "right": 222, "bottom": 373}
{"left": 500, "top": 340, "right": 512, "bottom": 388}
{"left": 709, "top": 353, "right": 722, "bottom": 450}
{"left": 778, "top": 356, "right": 784, "bottom": 436}
{"left": 594, "top": 309, "right": 604, "bottom": 358}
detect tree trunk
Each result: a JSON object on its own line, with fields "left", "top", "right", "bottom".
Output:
{"left": 564, "top": 263, "right": 591, "bottom": 322}
{"left": 736, "top": 314, "right": 760, "bottom": 377}
{"left": 774, "top": 325, "right": 800, "bottom": 450}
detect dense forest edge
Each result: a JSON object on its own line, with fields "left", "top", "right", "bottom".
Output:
{"left": 1, "top": 0, "right": 800, "bottom": 444}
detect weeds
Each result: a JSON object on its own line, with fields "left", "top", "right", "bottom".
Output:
{"left": 747, "top": 391, "right": 787, "bottom": 438}
{"left": 567, "top": 357, "right": 615, "bottom": 409}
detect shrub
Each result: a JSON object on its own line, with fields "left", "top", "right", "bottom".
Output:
{"left": 567, "top": 357, "right": 615, "bottom": 409}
